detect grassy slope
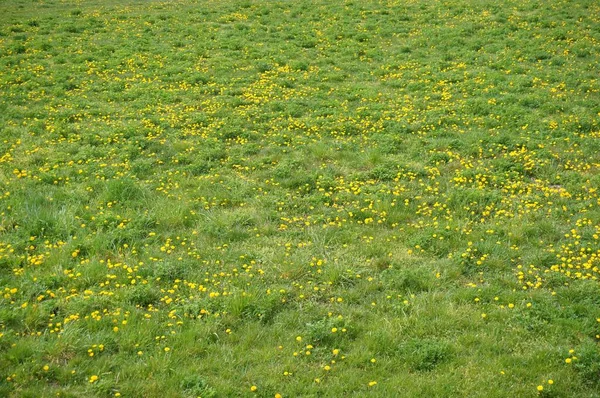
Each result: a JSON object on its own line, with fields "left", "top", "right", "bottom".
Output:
{"left": 1, "top": 0, "right": 600, "bottom": 396}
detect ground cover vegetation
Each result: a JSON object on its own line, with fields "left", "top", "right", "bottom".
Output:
{"left": 1, "top": 0, "right": 600, "bottom": 396}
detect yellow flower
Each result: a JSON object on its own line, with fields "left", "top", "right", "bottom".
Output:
{"left": 368, "top": 381, "right": 377, "bottom": 387}
{"left": 548, "top": 380, "right": 554, "bottom": 385}
{"left": 250, "top": 385, "right": 257, "bottom": 392}
{"left": 537, "top": 385, "right": 543, "bottom": 391}
{"left": 89, "top": 375, "right": 99, "bottom": 383}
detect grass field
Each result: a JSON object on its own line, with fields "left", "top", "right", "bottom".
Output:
{"left": 1, "top": 0, "right": 600, "bottom": 396}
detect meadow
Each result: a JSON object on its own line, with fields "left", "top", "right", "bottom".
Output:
{"left": 1, "top": 0, "right": 600, "bottom": 396}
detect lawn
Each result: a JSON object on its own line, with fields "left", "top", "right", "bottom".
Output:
{"left": 1, "top": 0, "right": 600, "bottom": 396}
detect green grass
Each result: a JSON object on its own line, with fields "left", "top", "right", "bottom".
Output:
{"left": 1, "top": 0, "right": 600, "bottom": 396}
